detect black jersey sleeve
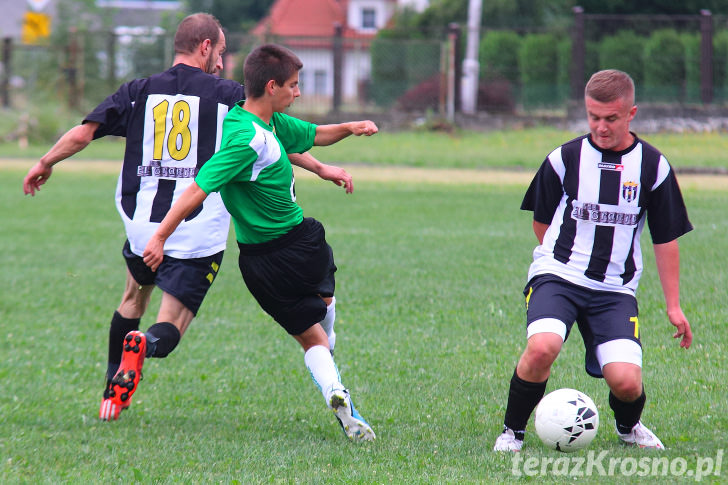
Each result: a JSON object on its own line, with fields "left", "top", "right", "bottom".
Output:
{"left": 83, "top": 79, "right": 143, "bottom": 139}
{"left": 646, "top": 169, "right": 693, "bottom": 244}
{"left": 521, "top": 157, "right": 563, "bottom": 225}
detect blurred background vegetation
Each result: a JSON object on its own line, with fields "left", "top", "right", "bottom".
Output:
{"left": 5, "top": 0, "right": 728, "bottom": 147}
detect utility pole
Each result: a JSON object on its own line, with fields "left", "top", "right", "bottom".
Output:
{"left": 461, "top": 0, "right": 482, "bottom": 114}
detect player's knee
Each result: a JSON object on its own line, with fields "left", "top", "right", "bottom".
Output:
{"left": 524, "top": 336, "right": 561, "bottom": 369}
{"left": 524, "top": 348, "right": 558, "bottom": 371}
{"left": 145, "top": 322, "right": 181, "bottom": 358}
{"left": 609, "top": 379, "right": 643, "bottom": 402}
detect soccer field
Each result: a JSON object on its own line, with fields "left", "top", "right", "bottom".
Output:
{"left": 2, "top": 160, "right": 727, "bottom": 483}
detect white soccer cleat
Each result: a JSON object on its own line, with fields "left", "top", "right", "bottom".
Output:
{"left": 493, "top": 427, "right": 524, "bottom": 452}
{"left": 329, "top": 389, "right": 376, "bottom": 442}
{"left": 617, "top": 421, "right": 665, "bottom": 449}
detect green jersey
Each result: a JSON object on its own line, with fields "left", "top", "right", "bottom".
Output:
{"left": 195, "top": 105, "right": 316, "bottom": 244}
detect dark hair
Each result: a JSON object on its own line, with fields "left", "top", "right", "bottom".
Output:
{"left": 174, "top": 13, "right": 222, "bottom": 55}
{"left": 585, "top": 69, "right": 635, "bottom": 106}
{"left": 243, "top": 44, "right": 303, "bottom": 98}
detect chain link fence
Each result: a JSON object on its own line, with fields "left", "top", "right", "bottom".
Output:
{"left": 4, "top": 10, "right": 728, "bottom": 133}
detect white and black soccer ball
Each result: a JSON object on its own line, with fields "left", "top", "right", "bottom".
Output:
{"left": 535, "top": 388, "right": 599, "bottom": 452}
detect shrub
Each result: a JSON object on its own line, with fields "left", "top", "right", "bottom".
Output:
{"left": 599, "top": 30, "right": 645, "bottom": 85}
{"left": 682, "top": 33, "right": 700, "bottom": 103}
{"left": 479, "top": 30, "right": 521, "bottom": 84}
{"left": 713, "top": 30, "right": 728, "bottom": 101}
{"left": 643, "top": 29, "right": 685, "bottom": 101}
{"left": 477, "top": 78, "right": 515, "bottom": 113}
{"left": 396, "top": 75, "right": 514, "bottom": 114}
{"left": 396, "top": 74, "right": 440, "bottom": 111}
{"left": 518, "top": 33, "right": 560, "bottom": 108}
{"left": 371, "top": 37, "right": 441, "bottom": 107}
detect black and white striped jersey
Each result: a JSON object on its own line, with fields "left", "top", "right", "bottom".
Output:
{"left": 521, "top": 133, "right": 692, "bottom": 294}
{"left": 84, "top": 64, "right": 244, "bottom": 259}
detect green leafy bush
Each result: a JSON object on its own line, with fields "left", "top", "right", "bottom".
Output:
{"left": 479, "top": 30, "right": 521, "bottom": 84}
{"left": 643, "top": 29, "right": 685, "bottom": 101}
{"left": 599, "top": 30, "right": 645, "bottom": 84}
{"left": 518, "top": 33, "right": 560, "bottom": 108}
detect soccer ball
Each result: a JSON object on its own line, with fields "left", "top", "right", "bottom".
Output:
{"left": 534, "top": 388, "right": 599, "bottom": 452}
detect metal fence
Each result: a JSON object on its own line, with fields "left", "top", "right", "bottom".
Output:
{"left": 5, "top": 10, "right": 728, "bottom": 120}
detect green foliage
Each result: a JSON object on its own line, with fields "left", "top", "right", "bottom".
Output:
{"left": 185, "top": 0, "right": 275, "bottom": 31}
{"left": 481, "top": 0, "right": 574, "bottom": 29}
{"left": 577, "top": 0, "right": 728, "bottom": 15}
{"left": 410, "top": 0, "right": 468, "bottom": 32}
{"left": 518, "top": 33, "right": 560, "bottom": 107}
{"left": 584, "top": 41, "right": 601, "bottom": 84}
{"left": 682, "top": 33, "right": 701, "bottom": 103}
{"left": 369, "top": 38, "right": 440, "bottom": 107}
{"left": 598, "top": 30, "right": 646, "bottom": 84}
{"left": 713, "top": 30, "right": 728, "bottom": 100}
{"left": 410, "top": 0, "right": 575, "bottom": 30}
{"left": 369, "top": 38, "right": 407, "bottom": 106}
{"left": 479, "top": 30, "right": 521, "bottom": 83}
{"left": 557, "top": 37, "right": 572, "bottom": 99}
{"left": 643, "top": 29, "right": 686, "bottom": 101}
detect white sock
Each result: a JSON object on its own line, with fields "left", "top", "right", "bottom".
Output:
{"left": 304, "top": 345, "right": 343, "bottom": 406}
{"left": 319, "top": 297, "right": 336, "bottom": 352}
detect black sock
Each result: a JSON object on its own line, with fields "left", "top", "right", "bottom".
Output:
{"left": 107, "top": 311, "right": 140, "bottom": 379}
{"left": 503, "top": 369, "right": 548, "bottom": 440}
{"left": 610, "top": 388, "right": 646, "bottom": 434}
{"left": 145, "top": 322, "right": 181, "bottom": 358}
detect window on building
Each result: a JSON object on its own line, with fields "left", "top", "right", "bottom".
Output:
{"left": 361, "top": 8, "right": 376, "bottom": 29}
{"left": 314, "top": 70, "right": 327, "bottom": 95}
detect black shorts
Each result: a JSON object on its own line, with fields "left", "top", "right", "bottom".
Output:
{"left": 123, "top": 240, "right": 223, "bottom": 315}
{"left": 524, "top": 274, "right": 641, "bottom": 378}
{"left": 237, "top": 218, "right": 336, "bottom": 336}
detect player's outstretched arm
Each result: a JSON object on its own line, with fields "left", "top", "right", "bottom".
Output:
{"left": 143, "top": 182, "right": 209, "bottom": 271}
{"left": 289, "top": 152, "right": 353, "bottom": 193}
{"left": 23, "top": 122, "right": 99, "bottom": 196}
{"left": 653, "top": 239, "right": 693, "bottom": 349}
{"left": 314, "top": 120, "right": 378, "bottom": 146}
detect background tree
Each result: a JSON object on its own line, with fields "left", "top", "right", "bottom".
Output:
{"left": 185, "top": 0, "right": 275, "bottom": 31}
{"left": 575, "top": 0, "right": 728, "bottom": 14}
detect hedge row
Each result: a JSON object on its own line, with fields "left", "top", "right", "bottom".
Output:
{"left": 480, "top": 28, "right": 728, "bottom": 108}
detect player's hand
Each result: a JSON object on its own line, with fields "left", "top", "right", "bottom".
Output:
{"left": 23, "top": 162, "right": 53, "bottom": 196}
{"left": 668, "top": 307, "right": 692, "bottom": 349}
{"left": 142, "top": 236, "right": 166, "bottom": 272}
{"left": 350, "top": 120, "right": 378, "bottom": 137}
{"left": 317, "top": 164, "right": 354, "bottom": 194}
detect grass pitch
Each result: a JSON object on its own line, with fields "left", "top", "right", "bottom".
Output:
{"left": 1, "top": 160, "right": 726, "bottom": 484}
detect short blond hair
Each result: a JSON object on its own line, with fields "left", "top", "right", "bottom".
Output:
{"left": 585, "top": 69, "right": 635, "bottom": 106}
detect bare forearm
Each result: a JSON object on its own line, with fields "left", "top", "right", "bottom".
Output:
{"left": 155, "top": 183, "right": 208, "bottom": 240}
{"left": 314, "top": 120, "right": 378, "bottom": 146}
{"left": 40, "top": 123, "right": 97, "bottom": 167}
{"left": 289, "top": 152, "right": 323, "bottom": 175}
{"left": 314, "top": 123, "right": 353, "bottom": 146}
{"left": 653, "top": 240, "right": 682, "bottom": 310}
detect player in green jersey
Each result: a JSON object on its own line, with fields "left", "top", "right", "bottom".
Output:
{"left": 143, "top": 43, "right": 378, "bottom": 441}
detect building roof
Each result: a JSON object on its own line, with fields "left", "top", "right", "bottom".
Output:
{"left": 252, "top": 0, "right": 377, "bottom": 41}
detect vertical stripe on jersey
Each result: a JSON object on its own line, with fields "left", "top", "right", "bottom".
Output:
{"left": 552, "top": 140, "right": 583, "bottom": 264}
{"left": 585, "top": 151, "right": 622, "bottom": 281}
{"left": 620, "top": 224, "right": 639, "bottom": 284}
{"left": 121, "top": 126, "right": 144, "bottom": 219}
{"left": 150, "top": 179, "right": 176, "bottom": 223}
{"left": 196, "top": 101, "right": 226, "bottom": 171}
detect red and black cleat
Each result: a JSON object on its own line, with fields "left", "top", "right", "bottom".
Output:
{"left": 109, "top": 331, "right": 146, "bottom": 407}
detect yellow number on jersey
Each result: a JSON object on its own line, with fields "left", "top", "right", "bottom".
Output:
{"left": 152, "top": 99, "right": 192, "bottom": 161}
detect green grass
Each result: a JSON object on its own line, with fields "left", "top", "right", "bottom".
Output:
{"left": 3, "top": 127, "right": 728, "bottom": 171}
{"left": 1, "top": 163, "right": 727, "bottom": 484}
